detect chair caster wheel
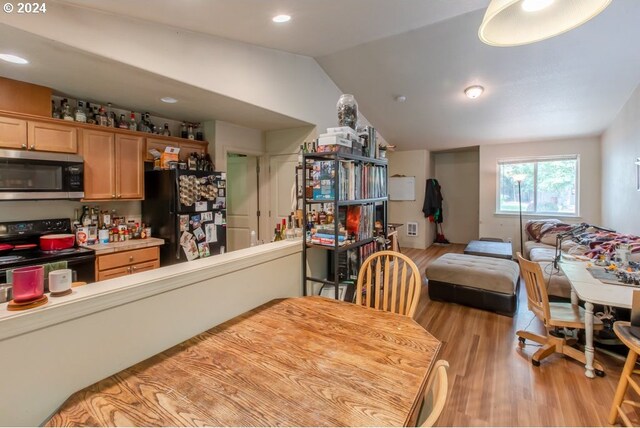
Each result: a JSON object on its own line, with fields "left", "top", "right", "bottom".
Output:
{"left": 595, "top": 369, "right": 605, "bottom": 377}
{"left": 532, "top": 359, "right": 540, "bottom": 367}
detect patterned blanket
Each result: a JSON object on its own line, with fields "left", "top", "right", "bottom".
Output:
{"left": 525, "top": 219, "right": 640, "bottom": 260}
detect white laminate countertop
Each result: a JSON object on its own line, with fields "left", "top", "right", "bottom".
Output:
{"left": 80, "top": 237, "right": 165, "bottom": 255}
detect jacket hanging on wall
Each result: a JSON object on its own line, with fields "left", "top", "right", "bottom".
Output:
{"left": 422, "top": 178, "right": 444, "bottom": 223}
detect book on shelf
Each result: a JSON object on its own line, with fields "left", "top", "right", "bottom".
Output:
{"left": 346, "top": 205, "right": 374, "bottom": 241}
{"left": 311, "top": 161, "right": 335, "bottom": 200}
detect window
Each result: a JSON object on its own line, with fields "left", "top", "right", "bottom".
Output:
{"left": 497, "top": 156, "right": 579, "bottom": 215}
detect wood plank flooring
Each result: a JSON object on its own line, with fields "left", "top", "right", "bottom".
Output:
{"left": 405, "top": 245, "right": 639, "bottom": 427}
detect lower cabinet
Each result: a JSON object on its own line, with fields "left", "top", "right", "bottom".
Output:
{"left": 95, "top": 246, "right": 160, "bottom": 281}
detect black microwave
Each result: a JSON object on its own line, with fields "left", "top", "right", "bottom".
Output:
{"left": 0, "top": 149, "right": 84, "bottom": 200}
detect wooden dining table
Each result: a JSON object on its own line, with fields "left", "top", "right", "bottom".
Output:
{"left": 46, "top": 296, "right": 441, "bottom": 427}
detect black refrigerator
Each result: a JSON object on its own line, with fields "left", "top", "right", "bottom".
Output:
{"left": 142, "top": 169, "right": 227, "bottom": 266}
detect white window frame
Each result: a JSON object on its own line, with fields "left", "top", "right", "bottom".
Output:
{"left": 495, "top": 155, "right": 580, "bottom": 217}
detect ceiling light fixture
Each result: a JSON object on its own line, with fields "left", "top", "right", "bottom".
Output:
{"left": 272, "top": 14, "right": 291, "bottom": 23}
{"left": 0, "top": 53, "right": 29, "bottom": 64}
{"left": 161, "top": 97, "right": 178, "bottom": 104}
{"left": 395, "top": 95, "right": 407, "bottom": 103}
{"left": 478, "top": 0, "right": 612, "bottom": 47}
{"left": 464, "top": 85, "right": 484, "bottom": 99}
{"left": 521, "top": 0, "right": 554, "bottom": 12}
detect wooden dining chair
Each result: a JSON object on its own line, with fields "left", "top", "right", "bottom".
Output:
{"left": 516, "top": 253, "right": 605, "bottom": 372}
{"left": 356, "top": 250, "right": 421, "bottom": 318}
{"left": 609, "top": 321, "right": 640, "bottom": 426}
{"left": 417, "top": 360, "right": 449, "bottom": 427}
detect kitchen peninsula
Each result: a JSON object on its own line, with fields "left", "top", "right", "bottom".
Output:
{"left": 0, "top": 240, "right": 304, "bottom": 426}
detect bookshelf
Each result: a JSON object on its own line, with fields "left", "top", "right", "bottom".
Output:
{"left": 301, "top": 150, "right": 389, "bottom": 300}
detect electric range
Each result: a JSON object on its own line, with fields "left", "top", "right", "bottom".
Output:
{"left": 0, "top": 218, "right": 95, "bottom": 287}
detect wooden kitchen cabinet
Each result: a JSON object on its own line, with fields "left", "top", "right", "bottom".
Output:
{"left": 0, "top": 116, "right": 27, "bottom": 150}
{"left": 81, "top": 129, "right": 143, "bottom": 200}
{"left": 115, "top": 134, "right": 144, "bottom": 199}
{"left": 96, "top": 246, "right": 160, "bottom": 281}
{"left": 179, "top": 141, "right": 207, "bottom": 161}
{"left": 27, "top": 120, "right": 77, "bottom": 153}
{"left": 145, "top": 137, "right": 207, "bottom": 162}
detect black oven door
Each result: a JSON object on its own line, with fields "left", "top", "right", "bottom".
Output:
{"left": 0, "top": 149, "right": 84, "bottom": 200}
{"left": 0, "top": 254, "right": 95, "bottom": 291}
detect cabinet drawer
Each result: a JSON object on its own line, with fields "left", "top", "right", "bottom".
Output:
{"left": 97, "top": 247, "right": 159, "bottom": 271}
{"left": 130, "top": 260, "right": 160, "bottom": 275}
{"left": 97, "top": 266, "right": 130, "bottom": 282}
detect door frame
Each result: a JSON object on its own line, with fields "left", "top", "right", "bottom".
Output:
{"left": 223, "top": 146, "right": 269, "bottom": 244}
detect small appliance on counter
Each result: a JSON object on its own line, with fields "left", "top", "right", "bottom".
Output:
{"left": 0, "top": 219, "right": 96, "bottom": 303}
{"left": 142, "top": 169, "right": 226, "bottom": 266}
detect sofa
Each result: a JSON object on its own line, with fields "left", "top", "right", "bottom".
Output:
{"left": 523, "top": 219, "right": 640, "bottom": 299}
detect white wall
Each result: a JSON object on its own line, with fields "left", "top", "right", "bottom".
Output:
{"left": 601, "top": 84, "right": 640, "bottom": 235}
{"left": 214, "top": 120, "right": 265, "bottom": 172}
{"left": 0, "top": 200, "right": 141, "bottom": 224}
{"left": 433, "top": 149, "right": 479, "bottom": 244}
{"left": 0, "top": 241, "right": 302, "bottom": 426}
{"left": 478, "top": 137, "right": 602, "bottom": 248}
{"left": 388, "top": 150, "right": 432, "bottom": 249}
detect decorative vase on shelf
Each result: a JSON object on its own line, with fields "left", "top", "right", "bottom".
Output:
{"left": 337, "top": 94, "right": 358, "bottom": 130}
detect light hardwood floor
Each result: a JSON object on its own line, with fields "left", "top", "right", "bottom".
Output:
{"left": 405, "top": 245, "right": 639, "bottom": 427}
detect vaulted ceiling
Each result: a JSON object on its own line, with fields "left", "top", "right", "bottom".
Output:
{"left": 2, "top": 0, "right": 640, "bottom": 150}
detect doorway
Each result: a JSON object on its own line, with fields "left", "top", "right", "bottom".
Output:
{"left": 226, "top": 153, "right": 260, "bottom": 251}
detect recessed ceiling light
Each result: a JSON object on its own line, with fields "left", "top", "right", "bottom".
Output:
{"left": 161, "top": 97, "right": 178, "bottom": 104}
{"left": 464, "top": 85, "right": 484, "bottom": 99}
{"left": 0, "top": 54, "right": 29, "bottom": 64}
{"left": 272, "top": 14, "right": 291, "bottom": 23}
{"left": 521, "top": 0, "right": 554, "bottom": 12}
{"left": 395, "top": 95, "right": 407, "bottom": 103}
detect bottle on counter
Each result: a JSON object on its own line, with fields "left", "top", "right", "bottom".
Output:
{"left": 80, "top": 205, "right": 91, "bottom": 227}
{"left": 162, "top": 123, "right": 171, "bottom": 136}
{"left": 118, "top": 113, "right": 128, "bottom": 129}
{"left": 187, "top": 123, "right": 195, "bottom": 140}
{"left": 180, "top": 122, "right": 188, "bottom": 139}
{"left": 62, "top": 99, "right": 74, "bottom": 121}
{"left": 73, "top": 101, "right": 87, "bottom": 123}
{"left": 129, "top": 112, "right": 137, "bottom": 131}
{"left": 86, "top": 102, "right": 96, "bottom": 124}
{"left": 250, "top": 230, "right": 257, "bottom": 247}
{"left": 106, "top": 103, "right": 115, "bottom": 127}
{"left": 286, "top": 215, "right": 295, "bottom": 240}
{"left": 97, "top": 106, "right": 108, "bottom": 127}
{"left": 145, "top": 112, "right": 155, "bottom": 133}
{"left": 51, "top": 100, "right": 60, "bottom": 119}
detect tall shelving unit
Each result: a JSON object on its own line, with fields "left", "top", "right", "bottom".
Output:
{"left": 301, "top": 151, "right": 388, "bottom": 300}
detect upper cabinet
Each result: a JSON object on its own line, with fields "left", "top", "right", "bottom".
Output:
{"left": 145, "top": 136, "right": 207, "bottom": 162}
{"left": 81, "top": 129, "right": 144, "bottom": 201}
{"left": 27, "top": 120, "right": 77, "bottom": 153}
{"left": 0, "top": 116, "right": 27, "bottom": 150}
{"left": 0, "top": 115, "right": 77, "bottom": 153}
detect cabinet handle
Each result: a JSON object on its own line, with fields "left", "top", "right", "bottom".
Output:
{"left": 117, "top": 195, "right": 121, "bottom": 198}
{"left": 127, "top": 267, "right": 131, "bottom": 273}
{"left": 30, "top": 145, "right": 35, "bottom": 150}
{"left": 112, "top": 194, "right": 116, "bottom": 198}
{"left": 21, "top": 144, "right": 27, "bottom": 149}
{"left": 132, "top": 266, "right": 137, "bottom": 271}
{"left": 129, "top": 256, "right": 134, "bottom": 262}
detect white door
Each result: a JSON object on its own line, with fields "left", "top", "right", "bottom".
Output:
{"left": 227, "top": 154, "right": 259, "bottom": 251}
{"left": 269, "top": 154, "right": 298, "bottom": 233}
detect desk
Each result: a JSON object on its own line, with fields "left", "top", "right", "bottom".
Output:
{"left": 560, "top": 259, "right": 633, "bottom": 378}
{"left": 46, "top": 296, "right": 441, "bottom": 427}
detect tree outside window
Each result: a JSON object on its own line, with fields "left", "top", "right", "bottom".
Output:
{"left": 498, "top": 157, "right": 578, "bottom": 215}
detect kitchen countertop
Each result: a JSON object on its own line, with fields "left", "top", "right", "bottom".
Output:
{"left": 81, "top": 237, "right": 165, "bottom": 255}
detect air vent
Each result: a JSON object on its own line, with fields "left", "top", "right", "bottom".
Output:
{"left": 407, "top": 222, "right": 418, "bottom": 237}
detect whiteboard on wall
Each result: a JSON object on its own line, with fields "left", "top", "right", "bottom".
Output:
{"left": 389, "top": 176, "right": 416, "bottom": 201}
